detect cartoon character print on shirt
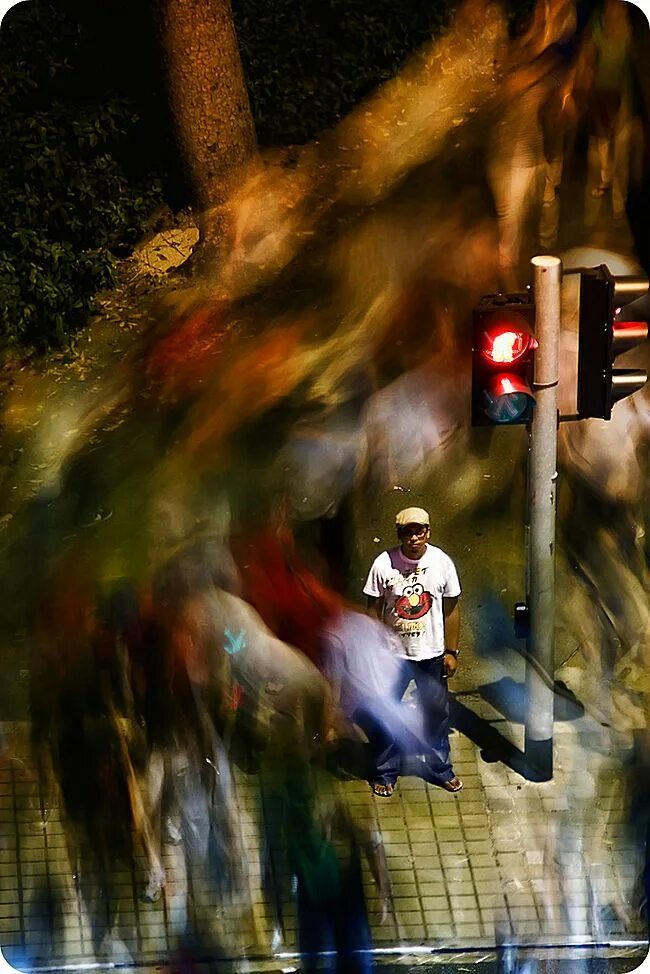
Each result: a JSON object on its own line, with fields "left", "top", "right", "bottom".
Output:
{"left": 394, "top": 580, "right": 433, "bottom": 621}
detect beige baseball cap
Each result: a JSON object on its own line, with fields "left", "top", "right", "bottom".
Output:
{"left": 395, "top": 507, "right": 430, "bottom": 527}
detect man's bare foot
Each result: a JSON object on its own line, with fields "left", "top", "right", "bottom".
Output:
{"left": 371, "top": 782, "right": 395, "bottom": 797}
{"left": 440, "top": 776, "right": 463, "bottom": 793}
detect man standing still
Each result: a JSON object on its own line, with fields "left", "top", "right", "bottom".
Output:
{"left": 363, "top": 507, "right": 463, "bottom": 797}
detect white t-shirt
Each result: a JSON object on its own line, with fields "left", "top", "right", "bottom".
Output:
{"left": 363, "top": 544, "right": 461, "bottom": 661}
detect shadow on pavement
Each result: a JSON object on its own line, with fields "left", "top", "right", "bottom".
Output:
{"left": 449, "top": 679, "right": 585, "bottom": 782}
{"left": 449, "top": 696, "right": 532, "bottom": 778}
{"left": 325, "top": 678, "right": 585, "bottom": 786}
{"left": 476, "top": 677, "right": 585, "bottom": 724}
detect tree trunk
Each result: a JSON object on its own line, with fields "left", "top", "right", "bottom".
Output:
{"left": 155, "top": 0, "right": 257, "bottom": 266}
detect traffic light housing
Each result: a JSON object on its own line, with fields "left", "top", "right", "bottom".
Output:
{"left": 577, "top": 266, "right": 648, "bottom": 420}
{"left": 471, "top": 293, "right": 537, "bottom": 427}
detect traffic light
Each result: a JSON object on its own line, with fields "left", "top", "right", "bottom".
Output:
{"left": 577, "top": 266, "right": 648, "bottom": 420}
{"left": 471, "top": 293, "right": 537, "bottom": 426}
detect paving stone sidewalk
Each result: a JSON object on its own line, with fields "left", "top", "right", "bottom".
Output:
{"left": 0, "top": 706, "right": 645, "bottom": 971}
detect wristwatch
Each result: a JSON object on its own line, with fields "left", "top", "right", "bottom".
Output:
{"left": 445, "top": 648, "right": 460, "bottom": 659}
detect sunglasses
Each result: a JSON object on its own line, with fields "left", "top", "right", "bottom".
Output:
{"left": 398, "top": 525, "right": 428, "bottom": 538}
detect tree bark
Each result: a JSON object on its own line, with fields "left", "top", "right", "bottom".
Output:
{"left": 155, "top": 0, "right": 257, "bottom": 266}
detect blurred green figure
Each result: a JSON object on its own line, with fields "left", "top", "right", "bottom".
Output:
{"left": 287, "top": 761, "right": 390, "bottom": 974}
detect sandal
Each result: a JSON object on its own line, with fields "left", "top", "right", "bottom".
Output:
{"left": 440, "top": 776, "right": 463, "bottom": 793}
{"left": 371, "top": 782, "right": 395, "bottom": 798}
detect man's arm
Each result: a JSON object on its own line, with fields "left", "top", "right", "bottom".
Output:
{"left": 442, "top": 596, "right": 460, "bottom": 677}
{"left": 366, "top": 595, "right": 384, "bottom": 621}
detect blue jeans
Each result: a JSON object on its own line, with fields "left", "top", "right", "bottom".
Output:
{"left": 355, "top": 656, "right": 453, "bottom": 787}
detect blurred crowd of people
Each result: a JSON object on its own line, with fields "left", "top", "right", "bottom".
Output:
{"left": 5, "top": 0, "right": 650, "bottom": 969}
{"left": 21, "top": 436, "right": 650, "bottom": 970}
{"left": 27, "top": 495, "right": 457, "bottom": 966}
{"left": 489, "top": 0, "right": 648, "bottom": 283}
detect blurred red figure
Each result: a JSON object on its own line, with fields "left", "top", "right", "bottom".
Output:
{"left": 142, "top": 302, "right": 231, "bottom": 404}
{"left": 233, "top": 525, "right": 343, "bottom": 671}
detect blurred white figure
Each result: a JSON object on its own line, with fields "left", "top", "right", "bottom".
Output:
{"left": 280, "top": 395, "right": 369, "bottom": 523}
{"left": 362, "top": 347, "right": 472, "bottom": 492}
{"left": 488, "top": 0, "right": 577, "bottom": 280}
{"left": 556, "top": 249, "right": 650, "bottom": 759}
{"left": 322, "top": 608, "right": 429, "bottom": 744}
{"left": 488, "top": 77, "right": 546, "bottom": 279}
{"left": 582, "top": 0, "right": 636, "bottom": 223}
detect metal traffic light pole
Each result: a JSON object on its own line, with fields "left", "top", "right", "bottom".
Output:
{"left": 524, "top": 255, "right": 562, "bottom": 781}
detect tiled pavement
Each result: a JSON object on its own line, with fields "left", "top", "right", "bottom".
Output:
{"left": 0, "top": 706, "right": 646, "bottom": 970}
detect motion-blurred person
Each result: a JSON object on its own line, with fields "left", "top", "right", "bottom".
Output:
{"left": 37, "top": 569, "right": 156, "bottom": 960}
{"left": 581, "top": 0, "right": 637, "bottom": 223}
{"left": 288, "top": 764, "right": 390, "bottom": 974}
{"left": 559, "top": 388, "right": 650, "bottom": 699}
{"left": 361, "top": 320, "right": 470, "bottom": 494}
{"left": 364, "top": 507, "right": 462, "bottom": 796}
{"left": 537, "top": 5, "right": 582, "bottom": 248}
{"left": 629, "top": 729, "right": 650, "bottom": 937}
{"left": 137, "top": 543, "right": 257, "bottom": 954}
{"left": 233, "top": 521, "right": 339, "bottom": 671}
{"left": 322, "top": 605, "right": 443, "bottom": 793}
{"left": 204, "top": 568, "right": 328, "bottom": 751}
{"left": 234, "top": 524, "right": 439, "bottom": 785}
{"left": 165, "top": 703, "right": 249, "bottom": 951}
{"left": 487, "top": 0, "right": 577, "bottom": 281}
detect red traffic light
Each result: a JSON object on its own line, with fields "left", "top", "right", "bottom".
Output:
{"left": 479, "top": 314, "right": 538, "bottom": 365}
{"left": 472, "top": 297, "right": 537, "bottom": 427}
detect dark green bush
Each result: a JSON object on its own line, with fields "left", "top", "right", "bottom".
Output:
{"left": 0, "top": 0, "right": 477, "bottom": 351}
{"left": 0, "top": 2, "right": 162, "bottom": 351}
{"left": 233, "top": 0, "right": 456, "bottom": 146}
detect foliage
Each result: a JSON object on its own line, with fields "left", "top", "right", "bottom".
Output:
{"left": 0, "top": 2, "right": 162, "bottom": 351}
{"left": 0, "top": 0, "right": 488, "bottom": 351}
{"left": 233, "top": 0, "right": 457, "bottom": 146}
